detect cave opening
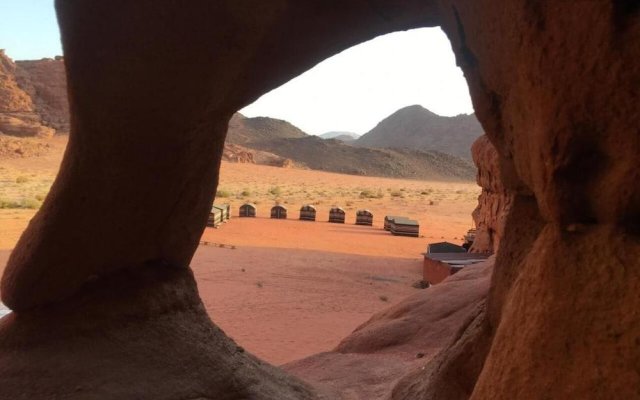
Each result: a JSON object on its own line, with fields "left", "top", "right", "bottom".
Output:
{"left": 3, "top": 2, "right": 634, "bottom": 399}
{"left": 199, "top": 27, "right": 487, "bottom": 366}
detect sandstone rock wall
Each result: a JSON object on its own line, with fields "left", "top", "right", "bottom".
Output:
{"left": 0, "top": 50, "right": 33, "bottom": 113}
{"left": 0, "top": 50, "right": 54, "bottom": 138}
{"left": 469, "top": 135, "right": 512, "bottom": 253}
{"left": 438, "top": 2, "right": 640, "bottom": 399}
{"left": 15, "top": 58, "right": 70, "bottom": 133}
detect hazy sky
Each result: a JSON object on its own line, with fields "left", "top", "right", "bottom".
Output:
{"left": 0, "top": 1, "right": 62, "bottom": 60}
{"left": 241, "top": 28, "right": 474, "bottom": 135}
{"left": 0, "top": 1, "right": 474, "bottom": 135}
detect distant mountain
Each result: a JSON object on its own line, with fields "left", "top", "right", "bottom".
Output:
{"left": 319, "top": 131, "right": 360, "bottom": 142}
{"left": 249, "top": 135, "right": 475, "bottom": 181}
{"left": 223, "top": 111, "right": 475, "bottom": 180}
{"left": 226, "top": 113, "right": 308, "bottom": 144}
{"left": 355, "top": 105, "right": 483, "bottom": 159}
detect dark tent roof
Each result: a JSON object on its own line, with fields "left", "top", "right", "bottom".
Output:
{"left": 427, "top": 241, "right": 467, "bottom": 254}
{"left": 393, "top": 217, "right": 419, "bottom": 226}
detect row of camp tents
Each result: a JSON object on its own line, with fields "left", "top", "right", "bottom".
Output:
{"left": 239, "top": 203, "right": 374, "bottom": 226}
{"left": 208, "top": 203, "right": 419, "bottom": 237}
{"left": 208, "top": 203, "right": 418, "bottom": 236}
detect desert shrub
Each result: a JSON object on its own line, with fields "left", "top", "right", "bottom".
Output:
{"left": 390, "top": 190, "right": 403, "bottom": 198}
{"left": 15, "top": 176, "right": 29, "bottom": 184}
{"left": 256, "top": 281, "right": 264, "bottom": 288}
{"left": 0, "top": 199, "right": 20, "bottom": 209}
{"left": 240, "top": 189, "right": 251, "bottom": 197}
{"left": 268, "top": 186, "right": 282, "bottom": 196}
{"left": 35, "top": 193, "right": 46, "bottom": 201}
{"left": 379, "top": 295, "right": 389, "bottom": 302}
{"left": 216, "top": 189, "right": 232, "bottom": 198}
{"left": 360, "top": 189, "right": 384, "bottom": 199}
{"left": 24, "top": 199, "right": 41, "bottom": 209}
{"left": 0, "top": 198, "right": 41, "bottom": 209}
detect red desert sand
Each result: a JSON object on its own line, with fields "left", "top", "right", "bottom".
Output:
{"left": 0, "top": 137, "right": 479, "bottom": 365}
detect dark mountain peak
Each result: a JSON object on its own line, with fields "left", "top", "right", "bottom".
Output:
{"left": 226, "top": 113, "right": 308, "bottom": 144}
{"left": 355, "top": 105, "right": 483, "bottom": 159}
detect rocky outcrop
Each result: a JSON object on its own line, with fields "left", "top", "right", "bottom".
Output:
{"left": 15, "top": 58, "right": 70, "bottom": 133}
{"left": 0, "top": 50, "right": 33, "bottom": 113}
{"left": 0, "top": 114, "right": 54, "bottom": 138}
{"left": 227, "top": 112, "right": 308, "bottom": 145}
{"left": 222, "top": 143, "right": 256, "bottom": 163}
{"left": 469, "top": 135, "right": 513, "bottom": 253}
{"left": 1, "top": 1, "right": 639, "bottom": 399}
{"left": 0, "top": 51, "right": 54, "bottom": 138}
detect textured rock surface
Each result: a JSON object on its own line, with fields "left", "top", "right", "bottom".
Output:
{"left": 438, "top": 3, "right": 640, "bottom": 399}
{"left": 0, "top": 50, "right": 33, "bottom": 113}
{"left": 1, "top": 0, "right": 639, "bottom": 399}
{"left": 0, "top": 262, "right": 319, "bottom": 400}
{"left": 0, "top": 114, "right": 54, "bottom": 138}
{"left": 15, "top": 58, "right": 70, "bottom": 133}
{"left": 0, "top": 51, "right": 54, "bottom": 138}
{"left": 469, "top": 135, "right": 512, "bottom": 253}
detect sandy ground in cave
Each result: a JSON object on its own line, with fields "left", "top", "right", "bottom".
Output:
{"left": 0, "top": 135, "right": 479, "bottom": 365}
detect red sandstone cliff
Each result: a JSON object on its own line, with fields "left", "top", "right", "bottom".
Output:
{"left": 0, "top": 50, "right": 54, "bottom": 138}
{"left": 15, "top": 57, "right": 70, "bottom": 133}
{"left": 469, "top": 135, "right": 512, "bottom": 253}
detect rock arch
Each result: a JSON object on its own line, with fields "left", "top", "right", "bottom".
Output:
{"left": 1, "top": 1, "right": 638, "bottom": 399}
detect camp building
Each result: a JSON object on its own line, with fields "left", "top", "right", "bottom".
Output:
{"left": 422, "top": 241, "right": 491, "bottom": 284}
{"left": 387, "top": 216, "right": 420, "bottom": 237}
{"left": 384, "top": 215, "right": 401, "bottom": 231}
{"left": 355, "top": 209, "right": 373, "bottom": 226}
{"left": 239, "top": 203, "right": 256, "bottom": 217}
{"left": 216, "top": 204, "right": 230, "bottom": 221}
{"left": 207, "top": 205, "right": 224, "bottom": 227}
{"left": 329, "top": 207, "right": 346, "bottom": 223}
{"left": 299, "top": 205, "right": 317, "bottom": 221}
{"left": 270, "top": 204, "right": 287, "bottom": 219}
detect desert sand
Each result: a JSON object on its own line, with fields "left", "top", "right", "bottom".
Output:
{"left": 0, "top": 135, "right": 480, "bottom": 365}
